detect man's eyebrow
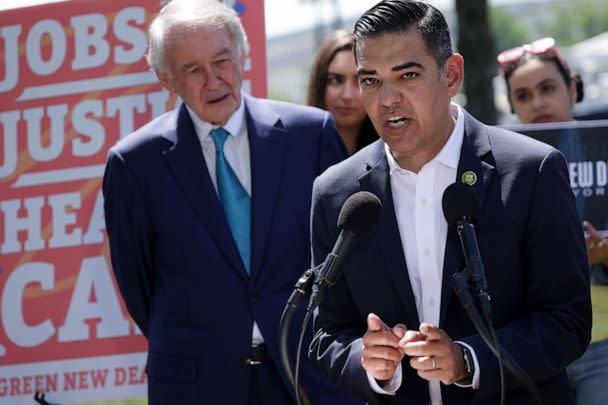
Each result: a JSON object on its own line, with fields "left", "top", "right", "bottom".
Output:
{"left": 214, "top": 48, "right": 232, "bottom": 58}
{"left": 357, "top": 61, "right": 424, "bottom": 76}
{"left": 357, "top": 68, "right": 376, "bottom": 76}
{"left": 179, "top": 48, "right": 234, "bottom": 73}
{"left": 392, "top": 61, "right": 424, "bottom": 71}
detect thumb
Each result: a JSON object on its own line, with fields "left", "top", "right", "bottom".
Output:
{"left": 392, "top": 323, "right": 407, "bottom": 339}
{"left": 367, "top": 313, "right": 385, "bottom": 332}
{"left": 419, "top": 323, "right": 442, "bottom": 340}
{"left": 584, "top": 220, "right": 599, "bottom": 236}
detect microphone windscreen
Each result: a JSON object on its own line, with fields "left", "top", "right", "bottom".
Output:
{"left": 442, "top": 182, "right": 480, "bottom": 226}
{"left": 337, "top": 191, "right": 382, "bottom": 238}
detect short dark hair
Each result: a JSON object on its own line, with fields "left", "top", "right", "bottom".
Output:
{"left": 353, "top": 0, "right": 453, "bottom": 71}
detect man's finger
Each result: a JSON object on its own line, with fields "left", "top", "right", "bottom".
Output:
{"left": 363, "top": 329, "right": 402, "bottom": 348}
{"left": 363, "top": 345, "right": 403, "bottom": 364}
{"left": 399, "top": 330, "right": 424, "bottom": 348}
{"left": 362, "top": 357, "right": 399, "bottom": 381}
{"left": 416, "top": 369, "right": 444, "bottom": 382}
{"left": 419, "top": 323, "right": 445, "bottom": 341}
{"left": 364, "top": 314, "right": 406, "bottom": 348}
{"left": 392, "top": 323, "right": 407, "bottom": 338}
{"left": 367, "top": 313, "right": 388, "bottom": 332}
{"left": 401, "top": 340, "right": 432, "bottom": 357}
{"left": 409, "top": 355, "right": 436, "bottom": 371}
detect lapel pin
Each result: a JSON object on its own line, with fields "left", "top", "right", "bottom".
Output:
{"left": 461, "top": 171, "right": 477, "bottom": 186}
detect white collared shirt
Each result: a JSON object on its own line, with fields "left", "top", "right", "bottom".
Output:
{"left": 186, "top": 95, "right": 264, "bottom": 345}
{"left": 186, "top": 96, "right": 251, "bottom": 195}
{"left": 367, "top": 104, "right": 479, "bottom": 403}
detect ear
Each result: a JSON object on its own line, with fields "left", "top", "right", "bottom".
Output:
{"left": 568, "top": 78, "right": 577, "bottom": 106}
{"left": 444, "top": 54, "right": 464, "bottom": 98}
{"left": 155, "top": 70, "right": 174, "bottom": 93}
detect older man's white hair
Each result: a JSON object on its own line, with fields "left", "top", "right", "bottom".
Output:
{"left": 146, "top": 0, "right": 250, "bottom": 74}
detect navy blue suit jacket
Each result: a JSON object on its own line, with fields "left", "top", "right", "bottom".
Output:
{"left": 309, "top": 111, "right": 591, "bottom": 404}
{"left": 103, "top": 95, "right": 360, "bottom": 404}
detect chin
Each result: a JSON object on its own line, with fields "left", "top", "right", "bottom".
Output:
{"left": 204, "top": 105, "right": 237, "bottom": 125}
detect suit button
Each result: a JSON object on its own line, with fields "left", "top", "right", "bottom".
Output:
{"left": 250, "top": 297, "right": 258, "bottom": 306}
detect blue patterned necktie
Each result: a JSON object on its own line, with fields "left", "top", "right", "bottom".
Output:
{"left": 210, "top": 127, "right": 251, "bottom": 273}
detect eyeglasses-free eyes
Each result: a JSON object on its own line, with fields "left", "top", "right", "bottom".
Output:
{"left": 496, "top": 37, "right": 563, "bottom": 73}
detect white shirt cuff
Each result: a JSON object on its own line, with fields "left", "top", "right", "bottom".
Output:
{"left": 366, "top": 363, "right": 402, "bottom": 395}
{"left": 454, "top": 341, "right": 480, "bottom": 389}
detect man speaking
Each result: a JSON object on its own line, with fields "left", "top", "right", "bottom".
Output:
{"left": 309, "top": 1, "right": 591, "bottom": 404}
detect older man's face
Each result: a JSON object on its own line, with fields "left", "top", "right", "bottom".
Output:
{"left": 158, "top": 23, "right": 244, "bottom": 126}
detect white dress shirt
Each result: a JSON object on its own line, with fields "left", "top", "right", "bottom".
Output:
{"left": 367, "top": 104, "right": 480, "bottom": 403}
{"left": 186, "top": 95, "right": 264, "bottom": 345}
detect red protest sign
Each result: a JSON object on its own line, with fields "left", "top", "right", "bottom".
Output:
{"left": 0, "top": 0, "right": 266, "bottom": 402}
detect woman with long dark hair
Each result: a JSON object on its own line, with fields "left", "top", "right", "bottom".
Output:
{"left": 307, "top": 30, "right": 377, "bottom": 155}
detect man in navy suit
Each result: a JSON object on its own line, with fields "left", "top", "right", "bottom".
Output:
{"left": 309, "top": 1, "right": 591, "bottom": 404}
{"left": 102, "top": 0, "right": 359, "bottom": 404}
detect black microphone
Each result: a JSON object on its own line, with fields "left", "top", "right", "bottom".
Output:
{"left": 307, "top": 191, "right": 381, "bottom": 311}
{"left": 443, "top": 183, "right": 543, "bottom": 404}
{"left": 442, "top": 182, "right": 492, "bottom": 319}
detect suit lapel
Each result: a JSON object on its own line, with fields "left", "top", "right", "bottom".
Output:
{"left": 359, "top": 141, "right": 421, "bottom": 328}
{"left": 161, "top": 105, "right": 246, "bottom": 277}
{"left": 439, "top": 111, "right": 495, "bottom": 327}
{"left": 246, "top": 96, "right": 287, "bottom": 282}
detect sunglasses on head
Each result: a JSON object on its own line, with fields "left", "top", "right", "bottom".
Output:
{"left": 496, "top": 37, "right": 564, "bottom": 73}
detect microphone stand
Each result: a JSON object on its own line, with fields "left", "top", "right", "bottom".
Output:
{"left": 279, "top": 265, "right": 320, "bottom": 405}
{"left": 452, "top": 271, "right": 543, "bottom": 405}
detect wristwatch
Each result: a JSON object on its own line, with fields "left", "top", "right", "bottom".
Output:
{"left": 457, "top": 344, "right": 475, "bottom": 385}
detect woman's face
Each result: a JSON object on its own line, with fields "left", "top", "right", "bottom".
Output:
{"left": 508, "top": 58, "right": 576, "bottom": 124}
{"left": 324, "top": 50, "right": 368, "bottom": 130}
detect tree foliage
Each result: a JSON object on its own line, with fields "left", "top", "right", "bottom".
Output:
{"left": 547, "top": 0, "right": 608, "bottom": 45}
{"left": 490, "top": 7, "right": 529, "bottom": 54}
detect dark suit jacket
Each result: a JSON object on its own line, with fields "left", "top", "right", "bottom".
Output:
{"left": 309, "top": 111, "right": 592, "bottom": 404}
{"left": 103, "top": 95, "right": 361, "bottom": 404}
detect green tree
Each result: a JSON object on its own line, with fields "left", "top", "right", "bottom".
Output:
{"left": 547, "top": 0, "right": 608, "bottom": 45}
{"left": 490, "top": 7, "right": 529, "bottom": 55}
